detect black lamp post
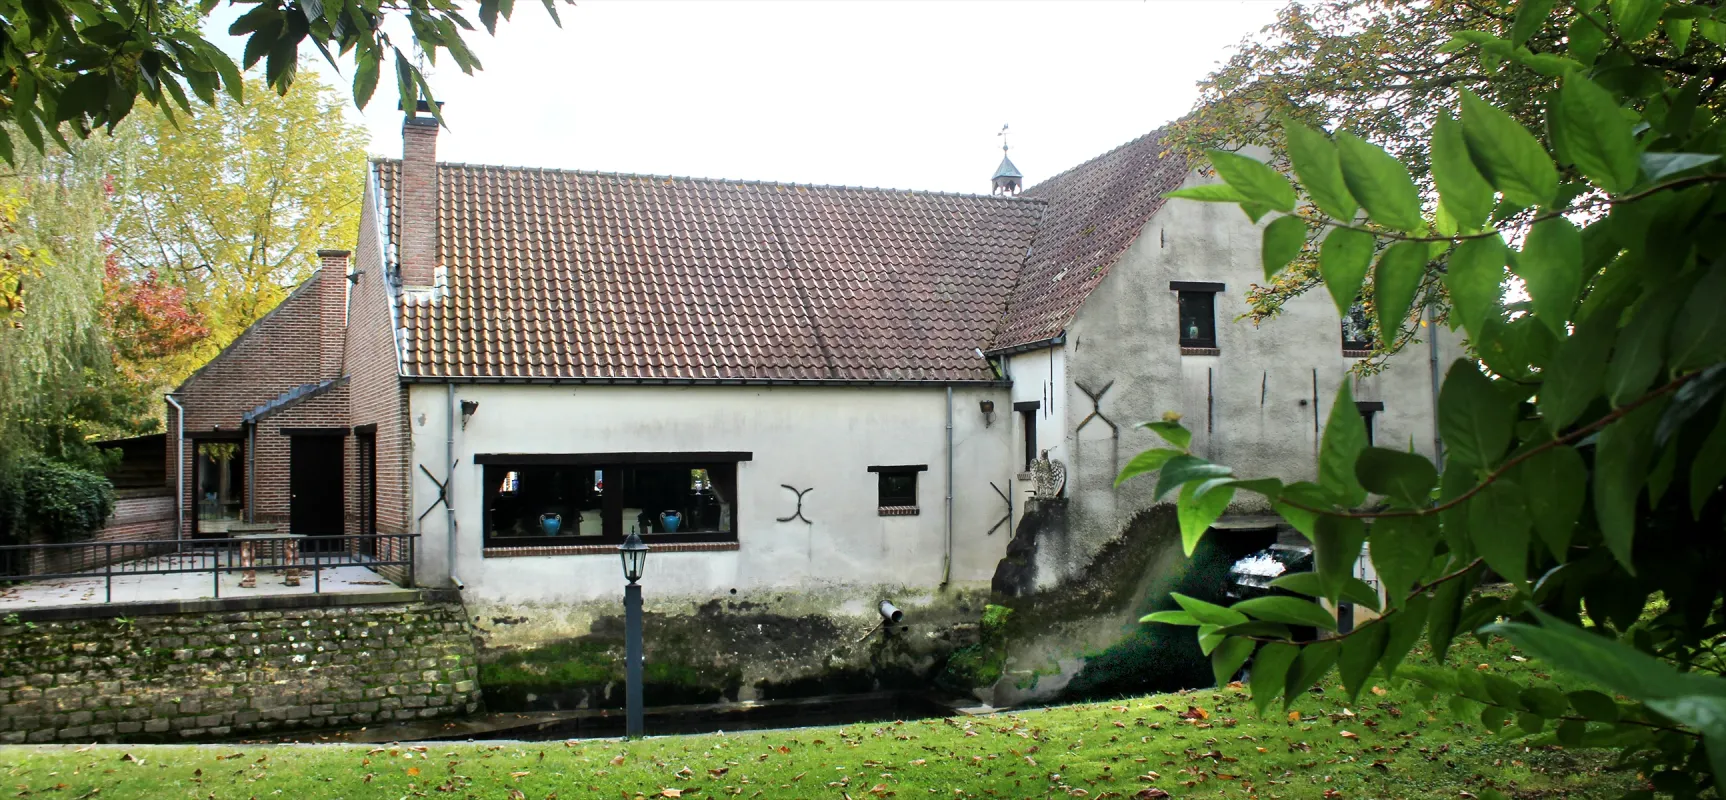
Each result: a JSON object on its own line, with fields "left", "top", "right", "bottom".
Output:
{"left": 619, "top": 530, "right": 649, "bottom": 738}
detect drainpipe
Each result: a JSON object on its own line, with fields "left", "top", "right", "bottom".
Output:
{"left": 1427, "top": 309, "right": 1444, "bottom": 462}
{"left": 164, "top": 394, "right": 185, "bottom": 543}
{"left": 942, "top": 385, "right": 954, "bottom": 587}
{"left": 246, "top": 422, "right": 256, "bottom": 524}
{"left": 446, "top": 384, "right": 463, "bottom": 590}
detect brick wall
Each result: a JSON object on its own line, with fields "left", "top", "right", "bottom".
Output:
{"left": 350, "top": 175, "right": 414, "bottom": 538}
{"left": 0, "top": 597, "right": 481, "bottom": 743}
{"left": 24, "top": 492, "right": 177, "bottom": 575}
{"left": 399, "top": 116, "right": 439, "bottom": 289}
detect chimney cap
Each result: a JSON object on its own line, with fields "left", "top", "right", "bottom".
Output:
{"left": 399, "top": 99, "right": 445, "bottom": 117}
{"left": 316, "top": 249, "right": 352, "bottom": 259}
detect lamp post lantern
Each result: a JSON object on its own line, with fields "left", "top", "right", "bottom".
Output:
{"left": 619, "top": 530, "right": 649, "bottom": 738}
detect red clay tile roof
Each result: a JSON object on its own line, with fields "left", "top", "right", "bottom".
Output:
{"left": 990, "top": 129, "right": 1190, "bottom": 350}
{"left": 374, "top": 130, "right": 1188, "bottom": 380}
{"left": 377, "top": 161, "right": 1044, "bottom": 382}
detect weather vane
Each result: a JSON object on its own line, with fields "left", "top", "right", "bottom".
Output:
{"left": 999, "top": 123, "right": 1010, "bottom": 154}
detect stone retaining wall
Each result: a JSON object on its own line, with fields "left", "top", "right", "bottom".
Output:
{"left": 0, "top": 597, "right": 480, "bottom": 743}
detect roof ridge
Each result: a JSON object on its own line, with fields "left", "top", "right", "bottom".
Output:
{"left": 1021, "top": 125, "right": 1176, "bottom": 196}
{"left": 369, "top": 156, "right": 1049, "bottom": 204}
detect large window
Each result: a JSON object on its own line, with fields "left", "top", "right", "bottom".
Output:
{"left": 194, "top": 440, "right": 244, "bottom": 537}
{"left": 1171, "top": 281, "right": 1223, "bottom": 351}
{"left": 481, "top": 454, "right": 742, "bottom": 548}
{"left": 1342, "top": 301, "right": 1375, "bottom": 354}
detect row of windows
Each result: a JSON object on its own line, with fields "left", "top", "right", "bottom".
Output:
{"left": 1174, "top": 283, "right": 1375, "bottom": 353}
{"left": 480, "top": 459, "right": 928, "bottom": 549}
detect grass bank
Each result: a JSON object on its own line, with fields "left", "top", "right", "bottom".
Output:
{"left": 0, "top": 636, "right": 1637, "bottom": 799}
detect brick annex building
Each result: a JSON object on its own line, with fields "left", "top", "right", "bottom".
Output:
{"left": 167, "top": 105, "right": 1451, "bottom": 618}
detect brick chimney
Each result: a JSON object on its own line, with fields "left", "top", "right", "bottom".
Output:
{"left": 317, "top": 249, "right": 351, "bottom": 378}
{"left": 399, "top": 103, "right": 440, "bottom": 290}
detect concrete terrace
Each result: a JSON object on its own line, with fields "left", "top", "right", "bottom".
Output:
{"left": 0, "top": 554, "right": 406, "bottom": 609}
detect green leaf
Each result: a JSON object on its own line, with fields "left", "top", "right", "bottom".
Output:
{"left": 1177, "top": 481, "right": 1236, "bottom": 557}
{"left": 1116, "top": 448, "right": 1183, "bottom": 487}
{"left": 1198, "top": 624, "right": 1225, "bottom": 656}
{"left": 1640, "top": 152, "right": 1719, "bottom": 182}
{"left": 1445, "top": 234, "right": 1506, "bottom": 342}
{"left": 1568, "top": 14, "right": 1608, "bottom": 63}
{"left": 1204, "top": 477, "right": 1284, "bottom": 502}
{"left": 1283, "top": 120, "right": 1358, "bottom": 221}
{"left": 1232, "top": 596, "right": 1338, "bottom": 631}
{"left": 1669, "top": 266, "right": 1726, "bottom": 370}
{"left": 1486, "top": 609, "right": 1726, "bottom": 707}
{"left": 1338, "top": 621, "right": 1388, "bottom": 702}
{"left": 1431, "top": 112, "right": 1494, "bottom": 231}
{"left": 1428, "top": 570, "right": 1473, "bottom": 664}
{"left": 1313, "top": 515, "right": 1368, "bottom": 606}
{"left": 1608, "top": 0, "right": 1663, "bottom": 41}
{"left": 1539, "top": 316, "right": 1616, "bottom": 432}
{"left": 1514, "top": 217, "right": 1583, "bottom": 337}
{"left": 1142, "top": 610, "right": 1200, "bottom": 626}
{"left": 1595, "top": 399, "right": 1667, "bottom": 572}
{"left": 1691, "top": 403, "right": 1726, "bottom": 519}
{"left": 1268, "top": 572, "right": 1380, "bottom": 610}
{"left": 1173, "top": 592, "right": 1250, "bottom": 627}
{"left": 1335, "top": 132, "right": 1424, "bottom": 231}
{"left": 1468, "top": 479, "right": 1533, "bottom": 586}
{"left": 352, "top": 46, "right": 380, "bottom": 109}
{"left": 1373, "top": 241, "right": 1428, "bottom": 342}
{"left": 1567, "top": 690, "right": 1621, "bottom": 722}
{"left": 1213, "top": 621, "right": 1295, "bottom": 640}
{"left": 1262, "top": 215, "right": 1307, "bottom": 281}
{"left": 1511, "top": 0, "right": 1557, "bottom": 44}
{"left": 1319, "top": 380, "right": 1369, "bottom": 506}
{"left": 1370, "top": 515, "right": 1437, "bottom": 606}
{"left": 1319, "top": 227, "right": 1376, "bottom": 318}
{"left": 1606, "top": 284, "right": 1684, "bottom": 406}
{"left": 1251, "top": 643, "right": 1299, "bottom": 712}
{"left": 1153, "top": 455, "right": 1233, "bottom": 501}
{"left": 1208, "top": 150, "right": 1297, "bottom": 213}
{"left": 1212, "top": 637, "right": 1255, "bottom": 689}
{"left": 1286, "top": 640, "right": 1340, "bottom": 707}
{"left": 1521, "top": 686, "right": 1571, "bottom": 718}
{"left": 1439, "top": 359, "right": 1516, "bottom": 469}
{"left": 1141, "top": 420, "right": 1193, "bottom": 450}
{"left": 1166, "top": 183, "right": 1250, "bottom": 203}
{"left": 1461, "top": 89, "right": 1558, "bottom": 208}
{"left": 1354, "top": 448, "right": 1437, "bottom": 507}
{"left": 1380, "top": 591, "right": 1431, "bottom": 678}
{"left": 1556, "top": 74, "right": 1640, "bottom": 194}
{"left": 1518, "top": 445, "right": 1587, "bottom": 560}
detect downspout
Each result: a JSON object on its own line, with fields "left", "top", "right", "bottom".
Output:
{"left": 1427, "top": 308, "right": 1444, "bottom": 461}
{"left": 164, "top": 394, "right": 185, "bottom": 543}
{"left": 246, "top": 422, "right": 256, "bottom": 524}
{"left": 446, "top": 384, "right": 463, "bottom": 590}
{"left": 942, "top": 385, "right": 954, "bottom": 587}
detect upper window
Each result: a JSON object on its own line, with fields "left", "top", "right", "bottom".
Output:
{"left": 1342, "top": 301, "right": 1375, "bottom": 354}
{"left": 1171, "top": 281, "right": 1223, "bottom": 351}
{"left": 870, "top": 465, "right": 926, "bottom": 515}
{"left": 480, "top": 454, "right": 742, "bottom": 548}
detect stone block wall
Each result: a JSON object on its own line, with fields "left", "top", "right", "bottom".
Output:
{"left": 0, "top": 599, "right": 480, "bottom": 743}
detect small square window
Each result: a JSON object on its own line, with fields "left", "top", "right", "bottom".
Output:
{"left": 870, "top": 465, "right": 926, "bottom": 515}
{"left": 1178, "top": 291, "right": 1217, "bottom": 349}
{"left": 1342, "top": 301, "right": 1375, "bottom": 355}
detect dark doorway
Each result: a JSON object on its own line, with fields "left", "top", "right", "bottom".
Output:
{"left": 1014, "top": 401, "right": 1040, "bottom": 471}
{"left": 191, "top": 438, "right": 245, "bottom": 539}
{"left": 290, "top": 435, "right": 345, "bottom": 551}
{"left": 356, "top": 432, "right": 377, "bottom": 557}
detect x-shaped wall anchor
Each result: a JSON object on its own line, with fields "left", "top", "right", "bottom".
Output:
{"left": 985, "top": 481, "right": 1013, "bottom": 536}
{"left": 1075, "top": 379, "right": 1118, "bottom": 437}
{"left": 417, "top": 461, "right": 459, "bottom": 522}
{"left": 777, "top": 485, "right": 814, "bottom": 524}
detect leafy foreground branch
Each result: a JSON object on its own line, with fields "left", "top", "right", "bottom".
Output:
{"left": 1122, "top": 1, "right": 1726, "bottom": 797}
{"left": 0, "top": 637, "right": 1636, "bottom": 799}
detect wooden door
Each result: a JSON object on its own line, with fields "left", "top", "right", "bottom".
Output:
{"left": 289, "top": 435, "right": 345, "bottom": 548}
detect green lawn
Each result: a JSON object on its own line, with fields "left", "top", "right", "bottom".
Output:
{"left": 0, "top": 636, "right": 1639, "bottom": 800}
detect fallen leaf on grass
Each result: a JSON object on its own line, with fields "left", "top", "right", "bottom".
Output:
{"left": 611, "top": 755, "right": 626, "bottom": 766}
{"left": 1340, "top": 731, "right": 1359, "bottom": 740}
{"left": 661, "top": 790, "right": 683, "bottom": 798}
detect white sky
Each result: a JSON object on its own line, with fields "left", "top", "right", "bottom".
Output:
{"left": 205, "top": 0, "right": 1284, "bottom": 194}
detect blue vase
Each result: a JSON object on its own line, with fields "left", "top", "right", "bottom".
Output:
{"left": 540, "top": 513, "right": 562, "bottom": 536}
{"left": 658, "top": 511, "right": 682, "bottom": 533}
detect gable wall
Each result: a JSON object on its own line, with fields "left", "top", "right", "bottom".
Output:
{"left": 347, "top": 173, "right": 414, "bottom": 537}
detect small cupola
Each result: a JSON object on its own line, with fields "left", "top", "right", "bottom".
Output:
{"left": 992, "top": 124, "right": 1023, "bottom": 195}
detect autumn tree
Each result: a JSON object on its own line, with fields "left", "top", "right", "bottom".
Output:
{"left": 105, "top": 73, "right": 366, "bottom": 393}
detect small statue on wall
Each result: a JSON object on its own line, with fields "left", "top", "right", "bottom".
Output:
{"left": 1032, "top": 450, "right": 1067, "bottom": 500}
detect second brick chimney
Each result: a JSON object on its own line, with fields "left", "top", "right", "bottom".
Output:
{"left": 317, "top": 249, "right": 351, "bottom": 378}
{"left": 399, "top": 104, "right": 440, "bottom": 290}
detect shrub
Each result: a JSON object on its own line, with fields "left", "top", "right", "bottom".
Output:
{"left": 0, "top": 455, "right": 114, "bottom": 542}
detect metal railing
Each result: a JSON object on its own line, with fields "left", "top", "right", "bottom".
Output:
{"left": 0, "top": 534, "right": 417, "bottom": 603}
